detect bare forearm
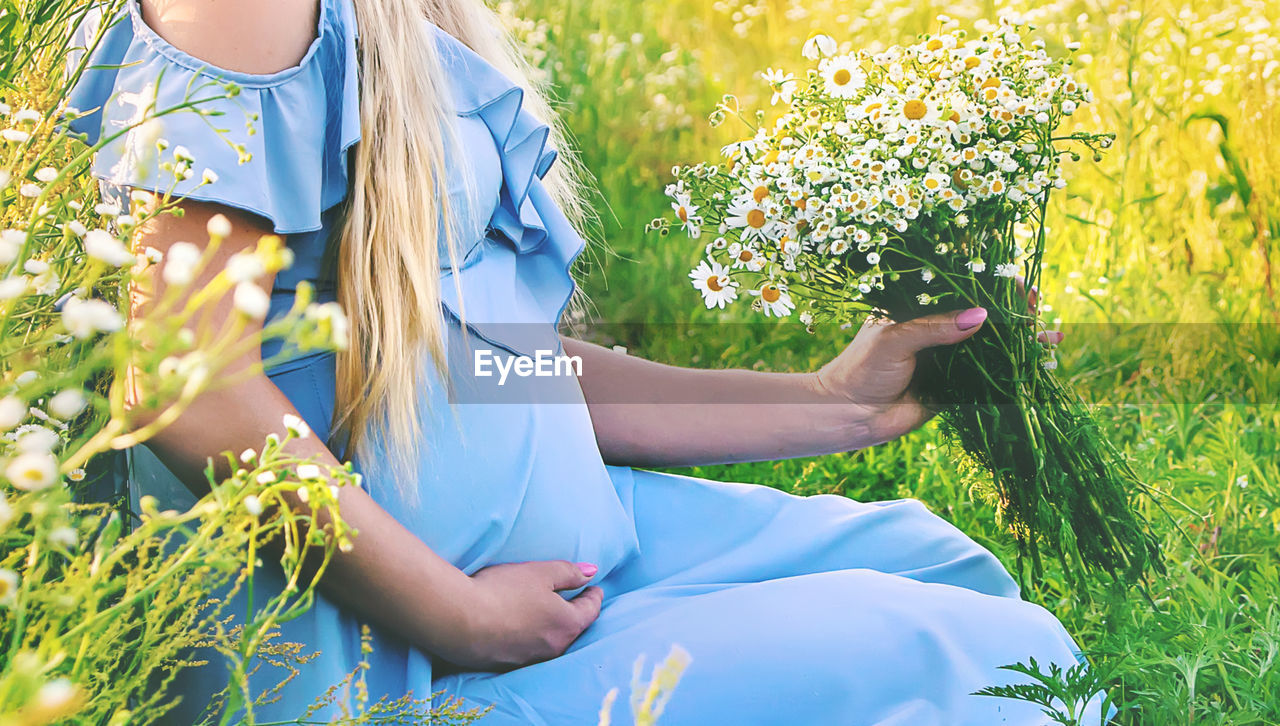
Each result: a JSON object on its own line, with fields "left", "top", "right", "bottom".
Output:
{"left": 564, "top": 337, "right": 881, "bottom": 467}
{"left": 144, "top": 376, "right": 476, "bottom": 658}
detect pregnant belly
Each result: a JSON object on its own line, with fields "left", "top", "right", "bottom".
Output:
{"left": 314, "top": 339, "right": 640, "bottom": 578}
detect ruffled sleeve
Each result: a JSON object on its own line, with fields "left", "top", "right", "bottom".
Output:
{"left": 428, "top": 23, "right": 586, "bottom": 358}
{"left": 67, "top": 0, "right": 361, "bottom": 235}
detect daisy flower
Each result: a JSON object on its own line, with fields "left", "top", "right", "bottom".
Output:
{"left": 762, "top": 68, "right": 797, "bottom": 106}
{"left": 821, "top": 55, "right": 867, "bottom": 99}
{"left": 728, "top": 242, "right": 764, "bottom": 270}
{"left": 725, "top": 199, "right": 777, "bottom": 242}
{"left": 689, "top": 260, "right": 739, "bottom": 309}
{"left": 671, "top": 194, "right": 702, "bottom": 238}
{"left": 750, "top": 282, "right": 795, "bottom": 316}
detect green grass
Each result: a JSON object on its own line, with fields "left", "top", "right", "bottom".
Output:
{"left": 505, "top": 0, "right": 1280, "bottom": 720}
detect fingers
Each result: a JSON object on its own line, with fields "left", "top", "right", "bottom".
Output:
{"left": 1014, "top": 275, "right": 1039, "bottom": 316}
{"left": 566, "top": 585, "right": 604, "bottom": 631}
{"left": 538, "top": 560, "right": 598, "bottom": 591}
{"left": 1038, "top": 330, "right": 1065, "bottom": 345}
{"left": 881, "top": 307, "right": 987, "bottom": 361}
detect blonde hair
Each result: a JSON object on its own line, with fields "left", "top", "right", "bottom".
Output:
{"left": 333, "top": 0, "right": 591, "bottom": 486}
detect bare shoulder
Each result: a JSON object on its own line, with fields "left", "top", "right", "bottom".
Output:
{"left": 139, "top": 0, "right": 321, "bottom": 75}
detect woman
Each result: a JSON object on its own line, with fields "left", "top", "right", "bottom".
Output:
{"left": 69, "top": 0, "right": 1104, "bottom": 723}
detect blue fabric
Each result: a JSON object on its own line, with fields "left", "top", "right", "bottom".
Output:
{"left": 72, "top": 1, "right": 1108, "bottom": 723}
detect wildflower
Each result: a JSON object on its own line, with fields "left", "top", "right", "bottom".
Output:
{"left": 239, "top": 448, "right": 256, "bottom": 463}
{"left": 233, "top": 282, "right": 270, "bottom": 318}
{"left": 917, "top": 293, "right": 934, "bottom": 305}
{"left": 967, "top": 258, "right": 987, "bottom": 273}
{"left": 689, "top": 260, "right": 739, "bottom": 309}
{"left": 34, "top": 167, "right": 57, "bottom": 183}
{"left": 921, "top": 268, "right": 935, "bottom": 282}
{"left": 0, "top": 231, "right": 21, "bottom": 265}
{"left": 802, "top": 34, "right": 837, "bottom": 60}
{"left": 750, "top": 282, "right": 795, "bottom": 316}
{"left": 33, "top": 680, "right": 79, "bottom": 718}
{"left": 61, "top": 297, "right": 123, "bottom": 338}
{"left": 725, "top": 200, "right": 775, "bottom": 242}
{"left": 670, "top": 194, "right": 702, "bottom": 238}
{"left": 995, "top": 263, "right": 1020, "bottom": 277}
{"left": 225, "top": 251, "right": 266, "bottom": 283}
{"left": 83, "top": 230, "right": 135, "bottom": 267}
{"left": 256, "top": 471, "right": 276, "bottom": 485}
{"left": 296, "top": 464, "right": 323, "bottom": 480}
{"left": 0, "top": 569, "right": 18, "bottom": 606}
{"left": 0, "top": 396, "right": 24, "bottom": 430}
{"left": 19, "top": 183, "right": 41, "bottom": 198}
{"left": 2, "top": 129, "right": 30, "bottom": 143}
{"left": 48, "top": 526, "right": 77, "bottom": 548}
{"left": 68, "top": 468, "right": 86, "bottom": 482}
{"left": 162, "top": 241, "right": 202, "bottom": 286}
{"left": 16, "top": 426, "right": 59, "bottom": 453}
{"left": 48, "top": 389, "right": 86, "bottom": 419}
{"left": 201, "top": 168, "right": 219, "bottom": 184}
{"left": 821, "top": 56, "right": 867, "bottom": 99}
{"left": 5, "top": 451, "right": 58, "bottom": 491}
{"left": 761, "top": 68, "right": 797, "bottom": 105}
{"left": 283, "top": 413, "right": 311, "bottom": 439}
{"left": 243, "top": 494, "right": 264, "bottom": 516}
{"left": 304, "top": 301, "right": 350, "bottom": 348}
{"left": 206, "top": 214, "right": 232, "bottom": 239}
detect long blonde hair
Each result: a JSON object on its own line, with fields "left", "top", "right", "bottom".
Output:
{"left": 333, "top": 0, "right": 591, "bottom": 483}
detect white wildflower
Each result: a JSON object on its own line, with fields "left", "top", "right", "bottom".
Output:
{"left": 83, "top": 230, "right": 135, "bottom": 267}
{"left": 233, "top": 282, "right": 269, "bottom": 318}
{"left": 5, "top": 451, "right": 58, "bottom": 491}
{"left": 48, "top": 389, "right": 87, "bottom": 419}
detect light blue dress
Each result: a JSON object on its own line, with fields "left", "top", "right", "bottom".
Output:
{"left": 69, "top": 2, "right": 1108, "bottom": 723}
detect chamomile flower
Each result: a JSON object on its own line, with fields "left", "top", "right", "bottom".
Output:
{"left": 821, "top": 55, "right": 867, "bottom": 99}
{"left": 671, "top": 194, "right": 702, "bottom": 238}
{"left": 727, "top": 242, "right": 764, "bottom": 270}
{"left": 750, "top": 282, "right": 795, "bottom": 316}
{"left": 725, "top": 200, "right": 777, "bottom": 242}
{"left": 762, "top": 68, "right": 797, "bottom": 105}
{"left": 689, "top": 260, "right": 739, "bottom": 309}
{"left": 802, "top": 34, "right": 837, "bottom": 60}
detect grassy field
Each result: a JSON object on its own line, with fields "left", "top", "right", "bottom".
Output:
{"left": 504, "top": 0, "right": 1280, "bottom": 721}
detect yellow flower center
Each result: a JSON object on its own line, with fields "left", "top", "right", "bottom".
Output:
{"left": 753, "top": 185, "right": 769, "bottom": 202}
{"left": 677, "top": 206, "right": 689, "bottom": 222}
{"left": 706, "top": 275, "right": 723, "bottom": 292}
{"left": 738, "top": 249, "right": 754, "bottom": 262}
{"left": 832, "top": 68, "right": 852, "bottom": 86}
{"left": 926, "top": 39, "right": 944, "bottom": 51}
{"left": 903, "top": 100, "right": 928, "bottom": 120}
{"left": 964, "top": 56, "right": 981, "bottom": 69}
{"left": 981, "top": 77, "right": 1002, "bottom": 89}
{"left": 761, "top": 285, "right": 781, "bottom": 303}
{"left": 746, "top": 209, "right": 767, "bottom": 229}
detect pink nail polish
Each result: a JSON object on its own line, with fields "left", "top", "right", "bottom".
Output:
{"left": 577, "top": 562, "right": 598, "bottom": 577}
{"left": 955, "top": 307, "right": 987, "bottom": 331}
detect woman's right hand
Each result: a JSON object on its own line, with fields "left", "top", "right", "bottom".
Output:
{"left": 440, "top": 560, "right": 603, "bottom": 671}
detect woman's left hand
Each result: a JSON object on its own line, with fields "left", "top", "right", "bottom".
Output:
{"left": 810, "top": 307, "right": 991, "bottom": 447}
{"left": 811, "top": 280, "right": 1064, "bottom": 447}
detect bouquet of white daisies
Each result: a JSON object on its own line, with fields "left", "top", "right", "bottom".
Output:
{"left": 652, "top": 16, "right": 1160, "bottom": 585}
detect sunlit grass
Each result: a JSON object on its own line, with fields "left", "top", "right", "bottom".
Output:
{"left": 507, "top": 0, "right": 1280, "bottom": 720}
